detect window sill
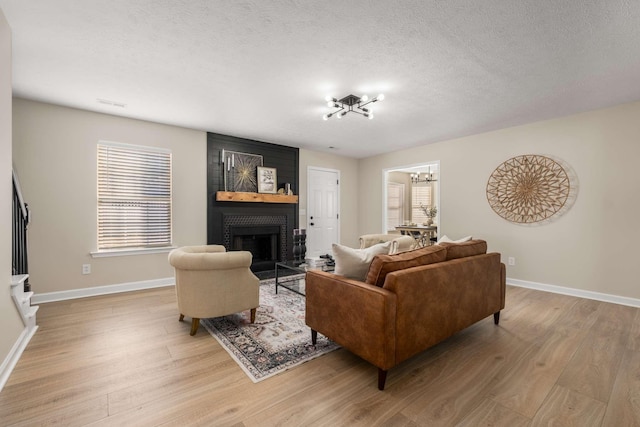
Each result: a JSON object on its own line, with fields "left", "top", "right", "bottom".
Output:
{"left": 90, "top": 246, "right": 176, "bottom": 258}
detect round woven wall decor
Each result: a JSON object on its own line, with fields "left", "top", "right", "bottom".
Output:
{"left": 486, "top": 154, "right": 570, "bottom": 224}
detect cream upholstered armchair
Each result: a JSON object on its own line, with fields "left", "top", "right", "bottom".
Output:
{"left": 359, "top": 234, "right": 416, "bottom": 254}
{"left": 168, "top": 245, "right": 260, "bottom": 336}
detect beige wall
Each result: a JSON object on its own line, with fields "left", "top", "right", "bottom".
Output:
{"left": 12, "top": 99, "right": 207, "bottom": 295}
{"left": 10, "top": 97, "right": 640, "bottom": 302}
{"left": 1, "top": 9, "right": 24, "bottom": 371}
{"left": 299, "top": 149, "right": 359, "bottom": 248}
{"left": 12, "top": 101, "right": 358, "bottom": 296}
{"left": 359, "top": 101, "right": 640, "bottom": 300}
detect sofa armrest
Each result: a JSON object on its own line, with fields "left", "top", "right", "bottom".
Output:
{"left": 305, "top": 270, "right": 397, "bottom": 370}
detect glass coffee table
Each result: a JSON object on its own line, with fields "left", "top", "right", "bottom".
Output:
{"left": 274, "top": 260, "right": 334, "bottom": 296}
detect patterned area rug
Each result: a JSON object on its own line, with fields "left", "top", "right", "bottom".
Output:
{"left": 201, "top": 275, "right": 339, "bottom": 382}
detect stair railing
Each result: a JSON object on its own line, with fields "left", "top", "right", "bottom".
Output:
{"left": 12, "top": 168, "right": 30, "bottom": 292}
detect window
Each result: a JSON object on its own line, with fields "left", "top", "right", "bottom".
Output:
{"left": 387, "top": 182, "right": 405, "bottom": 231}
{"left": 411, "top": 185, "right": 432, "bottom": 224}
{"left": 97, "top": 141, "right": 172, "bottom": 251}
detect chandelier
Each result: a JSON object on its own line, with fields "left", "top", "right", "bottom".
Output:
{"left": 322, "top": 93, "right": 384, "bottom": 120}
{"left": 411, "top": 167, "right": 438, "bottom": 184}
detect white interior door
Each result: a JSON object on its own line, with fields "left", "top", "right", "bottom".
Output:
{"left": 306, "top": 167, "right": 339, "bottom": 258}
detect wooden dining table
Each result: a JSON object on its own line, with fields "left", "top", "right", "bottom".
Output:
{"left": 395, "top": 225, "right": 438, "bottom": 247}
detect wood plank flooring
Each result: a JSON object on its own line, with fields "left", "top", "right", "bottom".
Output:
{"left": 1, "top": 285, "right": 639, "bottom": 426}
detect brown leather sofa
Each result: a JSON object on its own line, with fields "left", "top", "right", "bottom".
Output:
{"left": 305, "top": 240, "right": 506, "bottom": 390}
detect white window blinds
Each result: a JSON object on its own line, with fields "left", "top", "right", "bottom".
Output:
{"left": 411, "top": 185, "right": 432, "bottom": 224}
{"left": 387, "top": 182, "right": 404, "bottom": 231}
{"left": 97, "top": 142, "right": 172, "bottom": 250}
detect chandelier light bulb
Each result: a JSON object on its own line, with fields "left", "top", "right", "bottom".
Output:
{"left": 377, "top": 93, "right": 385, "bottom": 101}
{"left": 337, "top": 112, "right": 342, "bottom": 119}
{"left": 361, "top": 95, "right": 369, "bottom": 102}
{"left": 325, "top": 95, "right": 333, "bottom": 102}
{"left": 322, "top": 114, "right": 329, "bottom": 120}
{"left": 368, "top": 113, "right": 374, "bottom": 120}
{"left": 327, "top": 101, "right": 334, "bottom": 107}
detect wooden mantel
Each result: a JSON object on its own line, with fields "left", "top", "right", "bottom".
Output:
{"left": 215, "top": 191, "right": 298, "bottom": 204}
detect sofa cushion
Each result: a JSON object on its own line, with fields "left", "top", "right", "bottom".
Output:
{"left": 365, "top": 245, "right": 447, "bottom": 287}
{"left": 439, "top": 239, "right": 487, "bottom": 260}
{"left": 332, "top": 241, "right": 392, "bottom": 281}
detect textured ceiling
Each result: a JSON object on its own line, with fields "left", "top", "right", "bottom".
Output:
{"left": 1, "top": 1, "right": 639, "bottom": 158}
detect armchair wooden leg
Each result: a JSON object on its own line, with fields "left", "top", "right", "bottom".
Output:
{"left": 494, "top": 311, "right": 500, "bottom": 325}
{"left": 179, "top": 314, "right": 184, "bottom": 322}
{"left": 378, "top": 369, "right": 388, "bottom": 391}
{"left": 250, "top": 308, "right": 256, "bottom": 323}
{"left": 190, "top": 318, "right": 200, "bottom": 336}
{"left": 311, "top": 329, "right": 318, "bottom": 345}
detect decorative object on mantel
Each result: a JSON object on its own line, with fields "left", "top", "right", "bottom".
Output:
{"left": 486, "top": 154, "right": 571, "bottom": 224}
{"left": 293, "top": 229, "right": 307, "bottom": 262}
{"left": 277, "top": 183, "right": 293, "bottom": 195}
{"left": 221, "top": 149, "right": 263, "bottom": 192}
{"left": 411, "top": 166, "right": 438, "bottom": 184}
{"left": 322, "top": 93, "right": 384, "bottom": 120}
{"left": 257, "top": 166, "right": 277, "bottom": 194}
{"left": 202, "top": 276, "right": 338, "bottom": 383}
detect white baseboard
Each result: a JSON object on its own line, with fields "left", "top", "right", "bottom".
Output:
{"left": 32, "top": 277, "right": 174, "bottom": 304}
{"left": 507, "top": 277, "right": 640, "bottom": 308}
{"left": 0, "top": 325, "right": 38, "bottom": 392}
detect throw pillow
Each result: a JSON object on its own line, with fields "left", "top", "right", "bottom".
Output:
{"left": 365, "top": 245, "right": 447, "bottom": 287}
{"left": 332, "top": 241, "right": 392, "bottom": 281}
{"left": 437, "top": 235, "right": 473, "bottom": 244}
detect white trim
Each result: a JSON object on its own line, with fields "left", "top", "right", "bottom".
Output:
{"left": 507, "top": 277, "right": 640, "bottom": 308}
{"left": 98, "top": 139, "right": 172, "bottom": 154}
{"left": 0, "top": 325, "right": 38, "bottom": 392}
{"left": 32, "top": 277, "right": 174, "bottom": 304}
{"left": 91, "top": 246, "right": 176, "bottom": 258}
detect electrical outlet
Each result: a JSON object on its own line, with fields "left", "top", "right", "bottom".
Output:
{"left": 508, "top": 257, "right": 516, "bottom": 266}
{"left": 82, "top": 264, "right": 91, "bottom": 275}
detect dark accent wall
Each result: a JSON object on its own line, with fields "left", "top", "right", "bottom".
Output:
{"left": 207, "top": 132, "right": 299, "bottom": 269}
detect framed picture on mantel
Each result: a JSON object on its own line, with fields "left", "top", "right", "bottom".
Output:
{"left": 257, "top": 167, "right": 277, "bottom": 193}
{"left": 221, "top": 150, "right": 263, "bottom": 192}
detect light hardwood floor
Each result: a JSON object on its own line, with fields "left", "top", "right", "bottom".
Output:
{"left": 1, "top": 285, "right": 639, "bottom": 426}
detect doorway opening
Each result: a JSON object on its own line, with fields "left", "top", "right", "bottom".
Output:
{"left": 383, "top": 162, "right": 440, "bottom": 238}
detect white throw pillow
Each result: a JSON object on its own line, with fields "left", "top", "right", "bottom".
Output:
{"left": 332, "top": 241, "right": 392, "bottom": 281}
{"left": 437, "top": 235, "right": 473, "bottom": 244}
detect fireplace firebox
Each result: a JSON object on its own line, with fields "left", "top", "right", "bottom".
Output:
{"left": 230, "top": 225, "right": 280, "bottom": 271}
{"left": 223, "top": 215, "right": 288, "bottom": 272}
